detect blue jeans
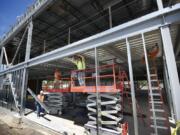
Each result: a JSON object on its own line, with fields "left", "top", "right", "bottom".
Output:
{"left": 78, "top": 71, "right": 85, "bottom": 86}
{"left": 72, "top": 71, "right": 85, "bottom": 86}
{"left": 36, "top": 103, "right": 44, "bottom": 117}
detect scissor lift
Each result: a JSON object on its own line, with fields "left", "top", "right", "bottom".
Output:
{"left": 70, "top": 64, "right": 128, "bottom": 135}
{"left": 42, "top": 64, "right": 128, "bottom": 135}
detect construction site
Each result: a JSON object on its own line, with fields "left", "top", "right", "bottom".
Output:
{"left": 0, "top": 0, "right": 180, "bottom": 135}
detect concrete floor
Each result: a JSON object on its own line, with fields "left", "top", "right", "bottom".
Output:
{"left": 25, "top": 109, "right": 86, "bottom": 135}
{"left": 0, "top": 107, "right": 61, "bottom": 135}
{"left": 24, "top": 91, "right": 171, "bottom": 135}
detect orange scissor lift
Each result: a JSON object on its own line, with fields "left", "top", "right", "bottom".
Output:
{"left": 44, "top": 64, "right": 128, "bottom": 135}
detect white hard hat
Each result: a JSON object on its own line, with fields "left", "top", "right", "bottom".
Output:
{"left": 40, "top": 90, "right": 44, "bottom": 94}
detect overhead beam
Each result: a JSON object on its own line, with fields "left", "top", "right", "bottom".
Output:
{"left": 0, "top": 3, "right": 180, "bottom": 75}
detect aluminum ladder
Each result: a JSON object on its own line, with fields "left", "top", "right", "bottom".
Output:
{"left": 148, "top": 60, "right": 170, "bottom": 135}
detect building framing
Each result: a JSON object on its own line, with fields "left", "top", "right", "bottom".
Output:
{"left": 0, "top": 0, "right": 180, "bottom": 135}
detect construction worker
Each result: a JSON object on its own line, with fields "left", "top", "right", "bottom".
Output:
{"left": 67, "top": 55, "right": 86, "bottom": 86}
{"left": 54, "top": 69, "right": 62, "bottom": 88}
{"left": 36, "top": 90, "right": 44, "bottom": 117}
{"left": 148, "top": 43, "right": 159, "bottom": 59}
{"left": 141, "top": 43, "right": 160, "bottom": 63}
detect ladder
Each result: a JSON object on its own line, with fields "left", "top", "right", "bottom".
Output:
{"left": 148, "top": 60, "right": 170, "bottom": 135}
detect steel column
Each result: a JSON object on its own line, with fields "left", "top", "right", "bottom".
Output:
{"left": 126, "top": 38, "right": 139, "bottom": 135}
{"left": 160, "top": 26, "right": 180, "bottom": 120}
{"left": 156, "top": 0, "right": 163, "bottom": 10}
{"left": 95, "top": 47, "right": 101, "bottom": 135}
{"left": 20, "top": 21, "right": 33, "bottom": 115}
{"left": 25, "top": 21, "right": 33, "bottom": 61}
{"left": 0, "top": 48, "right": 3, "bottom": 65}
{"left": 3, "top": 47, "right": 9, "bottom": 65}
{"left": 163, "top": 56, "right": 175, "bottom": 119}
{"left": 108, "top": 6, "right": 112, "bottom": 28}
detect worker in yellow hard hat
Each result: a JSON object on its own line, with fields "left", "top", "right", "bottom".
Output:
{"left": 66, "top": 54, "right": 86, "bottom": 86}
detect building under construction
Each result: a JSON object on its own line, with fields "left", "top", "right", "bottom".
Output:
{"left": 0, "top": 0, "right": 180, "bottom": 135}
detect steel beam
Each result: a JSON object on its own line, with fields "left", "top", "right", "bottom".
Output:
{"left": 3, "top": 47, "right": 9, "bottom": 65}
{"left": 160, "top": 25, "right": 180, "bottom": 121}
{"left": 11, "top": 27, "right": 28, "bottom": 65}
{"left": 126, "top": 38, "right": 139, "bottom": 135}
{"left": 0, "top": 4, "right": 180, "bottom": 75}
{"left": 25, "top": 21, "right": 33, "bottom": 61}
{"left": 20, "top": 21, "right": 33, "bottom": 115}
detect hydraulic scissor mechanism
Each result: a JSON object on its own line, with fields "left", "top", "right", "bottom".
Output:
{"left": 86, "top": 92, "right": 123, "bottom": 132}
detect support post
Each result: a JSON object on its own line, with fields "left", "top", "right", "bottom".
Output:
{"left": 95, "top": 47, "right": 101, "bottom": 135}
{"left": 20, "top": 21, "right": 33, "bottom": 115}
{"left": 126, "top": 38, "right": 139, "bottom": 135}
{"left": 11, "top": 27, "right": 28, "bottom": 65}
{"left": 0, "top": 48, "right": 3, "bottom": 65}
{"left": 156, "top": 0, "right": 163, "bottom": 10}
{"left": 3, "top": 47, "right": 9, "bottom": 66}
{"left": 160, "top": 26, "right": 180, "bottom": 120}
{"left": 163, "top": 56, "right": 175, "bottom": 119}
{"left": 25, "top": 21, "right": 33, "bottom": 61}
{"left": 108, "top": 7, "right": 112, "bottom": 28}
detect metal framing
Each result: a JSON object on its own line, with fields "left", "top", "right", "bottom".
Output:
{"left": 126, "top": 38, "right": 139, "bottom": 135}
{"left": 0, "top": 49, "right": 3, "bottom": 65}
{"left": 20, "top": 21, "right": 33, "bottom": 115}
{"left": 0, "top": 3, "right": 180, "bottom": 75}
{"left": 95, "top": 47, "right": 101, "bottom": 135}
{"left": 0, "top": 0, "right": 179, "bottom": 134}
{"left": 160, "top": 26, "right": 180, "bottom": 120}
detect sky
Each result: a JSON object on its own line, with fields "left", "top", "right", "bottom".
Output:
{"left": 0, "top": 0, "right": 35, "bottom": 38}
